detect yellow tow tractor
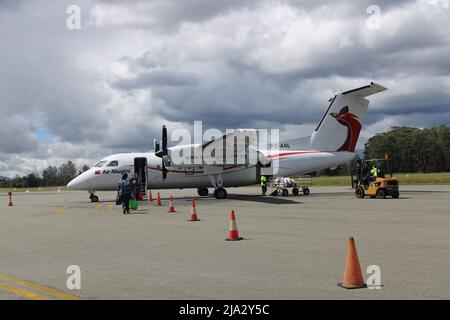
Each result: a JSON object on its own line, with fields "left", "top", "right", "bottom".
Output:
{"left": 352, "top": 157, "right": 400, "bottom": 199}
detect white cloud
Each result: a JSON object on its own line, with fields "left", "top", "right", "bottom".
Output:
{"left": 1, "top": 0, "right": 449, "bottom": 177}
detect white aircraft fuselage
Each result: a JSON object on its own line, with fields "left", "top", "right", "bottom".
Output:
{"left": 68, "top": 149, "right": 354, "bottom": 191}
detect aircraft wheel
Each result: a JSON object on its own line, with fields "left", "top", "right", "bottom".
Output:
{"left": 214, "top": 188, "right": 227, "bottom": 199}
{"left": 90, "top": 195, "right": 99, "bottom": 202}
{"left": 197, "top": 187, "right": 209, "bottom": 197}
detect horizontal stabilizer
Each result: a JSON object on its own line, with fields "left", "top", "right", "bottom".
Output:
{"left": 342, "top": 82, "right": 387, "bottom": 98}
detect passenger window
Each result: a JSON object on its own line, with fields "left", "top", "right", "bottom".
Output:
{"left": 107, "top": 160, "right": 119, "bottom": 167}
{"left": 95, "top": 161, "right": 107, "bottom": 167}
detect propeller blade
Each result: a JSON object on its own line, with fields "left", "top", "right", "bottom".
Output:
{"left": 162, "top": 163, "right": 168, "bottom": 180}
{"left": 155, "top": 125, "right": 169, "bottom": 181}
{"left": 162, "top": 155, "right": 169, "bottom": 180}
{"left": 155, "top": 125, "right": 168, "bottom": 157}
{"left": 161, "top": 125, "right": 167, "bottom": 153}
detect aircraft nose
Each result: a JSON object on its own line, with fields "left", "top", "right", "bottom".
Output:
{"left": 67, "top": 172, "right": 90, "bottom": 190}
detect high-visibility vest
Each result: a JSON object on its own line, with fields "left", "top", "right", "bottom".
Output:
{"left": 261, "top": 176, "right": 267, "bottom": 186}
{"left": 370, "top": 167, "right": 378, "bottom": 177}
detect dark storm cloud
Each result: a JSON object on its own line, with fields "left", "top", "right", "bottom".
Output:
{"left": 0, "top": 0, "right": 24, "bottom": 10}
{"left": 113, "top": 69, "right": 200, "bottom": 90}
{"left": 91, "top": 0, "right": 418, "bottom": 30}
{"left": 0, "top": 116, "right": 38, "bottom": 154}
{"left": 91, "top": 0, "right": 260, "bottom": 31}
{"left": 1, "top": 0, "right": 450, "bottom": 176}
{"left": 110, "top": 0, "right": 450, "bottom": 131}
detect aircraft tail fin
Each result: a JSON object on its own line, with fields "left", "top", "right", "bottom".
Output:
{"left": 309, "top": 82, "right": 387, "bottom": 152}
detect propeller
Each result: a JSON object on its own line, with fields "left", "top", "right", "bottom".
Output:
{"left": 155, "top": 125, "right": 169, "bottom": 180}
{"left": 154, "top": 139, "right": 160, "bottom": 153}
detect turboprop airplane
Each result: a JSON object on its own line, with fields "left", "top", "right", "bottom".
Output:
{"left": 67, "top": 82, "right": 387, "bottom": 202}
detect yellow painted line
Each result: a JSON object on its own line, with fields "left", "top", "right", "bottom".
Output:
{"left": 0, "top": 274, "right": 80, "bottom": 300}
{"left": 53, "top": 205, "right": 69, "bottom": 214}
{"left": 53, "top": 207, "right": 65, "bottom": 214}
{"left": 0, "top": 282, "right": 50, "bottom": 300}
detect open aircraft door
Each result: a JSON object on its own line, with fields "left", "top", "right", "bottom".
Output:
{"left": 133, "top": 157, "right": 148, "bottom": 196}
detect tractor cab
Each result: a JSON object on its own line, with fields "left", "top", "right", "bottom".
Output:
{"left": 352, "top": 157, "right": 399, "bottom": 199}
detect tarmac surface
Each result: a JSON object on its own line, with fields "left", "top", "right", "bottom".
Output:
{"left": 0, "top": 185, "right": 449, "bottom": 299}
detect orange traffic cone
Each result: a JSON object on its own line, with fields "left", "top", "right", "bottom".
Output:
{"left": 225, "top": 210, "right": 243, "bottom": 241}
{"left": 188, "top": 199, "right": 200, "bottom": 221}
{"left": 338, "top": 237, "right": 366, "bottom": 289}
{"left": 156, "top": 192, "right": 162, "bottom": 206}
{"left": 167, "top": 195, "right": 176, "bottom": 213}
{"left": 147, "top": 190, "right": 153, "bottom": 204}
{"left": 8, "top": 192, "right": 13, "bottom": 207}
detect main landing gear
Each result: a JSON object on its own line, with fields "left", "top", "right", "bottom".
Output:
{"left": 208, "top": 174, "right": 227, "bottom": 199}
{"left": 197, "top": 187, "right": 209, "bottom": 197}
{"left": 197, "top": 187, "right": 227, "bottom": 199}
{"left": 89, "top": 191, "right": 98, "bottom": 203}
{"left": 213, "top": 187, "right": 227, "bottom": 199}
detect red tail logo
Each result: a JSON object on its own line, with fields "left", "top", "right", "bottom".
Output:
{"left": 330, "top": 106, "right": 361, "bottom": 152}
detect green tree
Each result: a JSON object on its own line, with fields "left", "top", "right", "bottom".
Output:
{"left": 11, "top": 175, "right": 24, "bottom": 188}
{"left": 57, "top": 161, "right": 77, "bottom": 185}
{"left": 23, "top": 173, "right": 41, "bottom": 188}
{"left": 42, "top": 166, "right": 59, "bottom": 186}
{"left": 364, "top": 125, "right": 450, "bottom": 173}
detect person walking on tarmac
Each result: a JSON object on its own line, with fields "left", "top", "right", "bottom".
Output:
{"left": 261, "top": 175, "right": 268, "bottom": 195}
{"left": 118, "top": 174, "right": 132, "bottom": 214}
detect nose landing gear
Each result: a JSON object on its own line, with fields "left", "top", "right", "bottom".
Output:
{"left": 89, "top": 191, "right": 98, "bottom": 202}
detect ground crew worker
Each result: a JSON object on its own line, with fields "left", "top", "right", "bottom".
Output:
{"left": 261, "top": 175, "right": 268, "bottom": 195}
{"left": 370, "top": 165, "right": 378, "bottom": 181}
{"left": 118, "top": 174, "right": 132, "bottom": 214}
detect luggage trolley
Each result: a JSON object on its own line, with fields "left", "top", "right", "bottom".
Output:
{"left": 268, "top": 176, "right": 311, "bottom": 197}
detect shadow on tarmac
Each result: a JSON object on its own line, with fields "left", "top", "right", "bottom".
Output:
{"left": 164, "top": 194, "right": 300, "bottom": 204}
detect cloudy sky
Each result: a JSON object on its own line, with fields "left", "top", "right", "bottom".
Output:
{"left": 1, "top": 0, "right": 449, "bottom": 177}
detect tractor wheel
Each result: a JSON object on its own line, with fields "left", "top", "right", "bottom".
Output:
{"left": 292, "top": 188, "right": 299, "bottom": 196}
{"left": 282, "top": 189, "right": 289, "bottom": 197}
{"left": 376, "top": 189, "right": 386, "bottom": 199}
{"left": 392, "top": 190, "right": 400, "bottom": 199}
{"left": 303, "top": 187, "right": 310, "bottom": 196}
{"left": 355, "top": 187, "right": 365, "bottom": 199}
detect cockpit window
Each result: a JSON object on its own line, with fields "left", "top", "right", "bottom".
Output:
{"left": 107, "top": 160, "right": 119, "bottom": 167}
{"left": 95, "top": 161, "right": 107, "bottom": 167}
